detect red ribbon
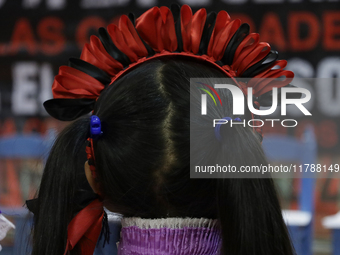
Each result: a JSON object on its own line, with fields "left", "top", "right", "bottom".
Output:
{"left": 64, "top": 199, "right": 104, "bottom": 255}
{"left": 86, "top": 138, "right": 97, "bottom": 179}
{"left": 63, "top": 139, "right": 102, "bottom": 255}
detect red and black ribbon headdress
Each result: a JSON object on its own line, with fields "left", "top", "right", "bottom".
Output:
{"left": 44, "top": 4, "right": 298, "bottom": 127}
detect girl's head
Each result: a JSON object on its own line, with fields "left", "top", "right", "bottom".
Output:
{"left": 32, "top": 56, "right": 293, "bottom": 255}
{"left": 31, "top": 4, "right": 295, "bottom": 255}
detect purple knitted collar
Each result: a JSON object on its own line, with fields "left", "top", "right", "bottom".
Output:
{"left": 117, "top": 217, "right": 222, "bottom": 255}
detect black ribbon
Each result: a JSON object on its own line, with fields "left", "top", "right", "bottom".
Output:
{"left": 68, "top": 58, "right": 111, "bottom": 85}
{"left": 241, "top": 50, "right": 279, "bottom": 78}
{"left": 199, "top": 11, "right": 217, "bottom": 55}
{"left": 221, "top": 23, "right": 250, "bottom": 66}
{"left": 98, "top": 27, "right": 131, "bottom": 67}
{"left": 43, "top": 98, "right": 95, "bottom": 121}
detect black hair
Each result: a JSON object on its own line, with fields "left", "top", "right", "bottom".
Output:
{"left": 31, "top": 56, "right": 294, "bottom": 255}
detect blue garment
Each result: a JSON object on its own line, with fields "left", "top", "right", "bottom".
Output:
{"left": 94, "top": 211, "right": 122, "bottom": 255}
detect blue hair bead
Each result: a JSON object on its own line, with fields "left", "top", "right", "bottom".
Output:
{"left": 90, "top": 115, "right": 102, "bottom": 139}
{"left": 214, "top": 117, "right": 242, "bottom": 142}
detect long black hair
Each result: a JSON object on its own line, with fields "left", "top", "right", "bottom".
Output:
{"left": 31, "top": 56, "right": 294, "bottom": 255}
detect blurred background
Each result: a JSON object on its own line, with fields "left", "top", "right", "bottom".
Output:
{"left": 0, "top": 0, "right": 339, "bottom": 254}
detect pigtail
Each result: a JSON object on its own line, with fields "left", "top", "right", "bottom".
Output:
{"left": 31, "top": 117, "right": 91, "bottom": 255}
{"left": 216, "top": 125, "right": 294, "bottom": 255}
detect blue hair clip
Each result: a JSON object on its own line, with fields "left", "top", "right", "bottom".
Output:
{"left": 214, "top": 117, "right": 242, "bottom": 142}
{"left": 90, "top": 115, "right": 102, "bottom": 139}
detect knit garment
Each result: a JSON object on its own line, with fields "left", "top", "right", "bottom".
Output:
{"left": 117, "top": 217, "right": 222, "bottom": 255}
